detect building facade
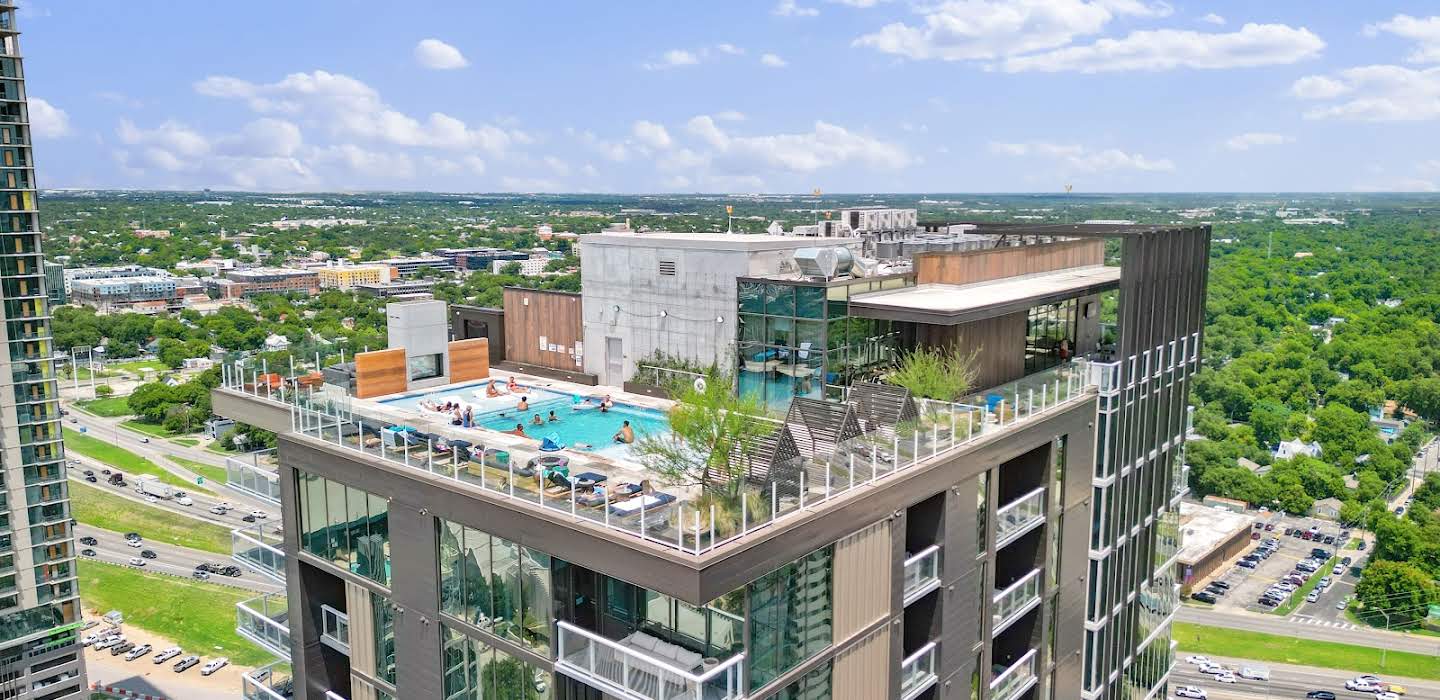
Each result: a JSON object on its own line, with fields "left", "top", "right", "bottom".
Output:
{"left": 218, "top": 268, "right": 322, "bottom": 298}
{"left": 434, "top": 247, "right": 528, "bottom": 272}
{"left": 60, "top": 263, "right": 168, "bottom": 295}
{"left": 41, "top": 260, "right": 62, "bottom": 306}
{"left": 371, "top": 256, "right": 453, "bottom": 278}
{"left": 318, "top": 263, "right": 392, "bottom": 291}
{"left": 0, "top": 3, "right": 87, "bottom": 696}
{"left": 69, "top": 275, "right": 202, "bottom": 314}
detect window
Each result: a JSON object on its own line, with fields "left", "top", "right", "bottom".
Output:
{"left": 408, "top": 353, "right": 443, "bottom": 381}
{"left": 1025, "top": 299, "right": 1079, "bottom": 374}
{"left": 747, "top": 546, "right": 833, "bottom": 691}
{"left": 372, "top": 592, "right": 396, "bottom": 686}
{"left": 442, "top": 625, "right": 551, "bottom": 699}
{"left": 436, "top": 520, "right": 553, "bottom": 654}
{"left": 320, "top": 604, "right": 349, "bottom": 654}
{"left": 774, "top": 660, "right": 831, "bottom": 699}
{"left": 296, "top": 472, "right": 390, "bottom": 586}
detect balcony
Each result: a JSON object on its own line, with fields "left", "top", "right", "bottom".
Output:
{"left": 232, "top": 525, "right": 285, "bottom": 583}
{"left": 225, "top": 453, "right": 280, "bottom": 506}
{"left": 990, "top": 648, "right": 1038, "bottom": 700}
{"left": 899, "top": 641, "right": 938, "bottom": 700}
{"left": 555, "top": 621, "right": 746, "bottom": 700}
{"left": 995, "top": 486, "right": 1046, "bottom": 549}
{"left": 235, "top": 594, "right": 290, "bottom": 661}
{"left": 902, "top": 545, "right": 941, "bottom": 605}
{"left": 242, "top": 662, "right": 295, "bottom": 700}
{"left": 993, "top": 568, "right": 1043, "bottom": 635}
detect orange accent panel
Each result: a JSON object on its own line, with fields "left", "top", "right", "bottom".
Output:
{"left": 448, "top": 338, "right": 491, "bottom": 383}
{"left": 915, "top": 238, "right": 1104, "bottom": 286}
{"left": 354, "top": 348, "right": 408, "bottom": 399}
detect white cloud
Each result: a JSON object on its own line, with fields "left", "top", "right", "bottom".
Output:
{"left": 631, "top": 120, "right": 673, "bottom": 150}
{"left": 830, "top": 0, "right": 891, "bottom": 7}
{"left": 853, "top": 0, "right": 1168, "bottom": 62}
{"left": 543, "top": 155, "right": 571, "bottom": 176}
{"left": 684, "top": 116, "right": 912, "bottom": 172}
{"left": 216, "top": 118, "right": 304, "bottom": 158}
{"left": 773, "top": 0, "right": 819, "bottom": 17}
{"left": 761, "top": 53, "right": 789, "bottom": 68}
{"left": 569, "top": 129, "right": 630, "bottom": 161}
{"left": 990, "top": 140, "right": 1175, "bottom": 172}
{"left": 312, "top": 144, "right": 416, "bottom": 180}
{"left": 1292, "top": 65, "right": 1440, "bottom": 121}
{"left": 500, "top": 175, "right": 561, "bottom": 192}
{"left": 1366, "top": 15, "right": 1440, "bottom": 64}
{"left": 1200, "top": 13, "right": 1225, "bottom": 26}
{"left": 1224, "top": 132, "right": 1293, "bottom": 151}
{"left": 28, "top": 97, "right": 69, "bottom": 139}
{"left": 1001, "top": 23, "right": 1324, "bottom": 73}
{"left": 716, "top": 43, "right": 745, "bottom": 56}
{"left": 644, "top": 49, "right": 701, "bottom": 70}
{"left": 113, "top": 117, "right": 323, "bottom": 189}
{"left": 413, "top": 39, "right": 470, "bottom": 70}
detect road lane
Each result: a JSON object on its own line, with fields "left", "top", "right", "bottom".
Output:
{"left": 1171, "top": 654, "right": 1440, "bottom": 699}
{"left": 76, "top": 523, "right": 282, "bottom": 594}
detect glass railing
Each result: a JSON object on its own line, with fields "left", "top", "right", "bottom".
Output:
{"left": 995, "top": 486, "right": 1046, "bottom": 548}
{"left": 899, "top": 641, "right": 938, "bottom": 700}
{"left": 242, "top": 661, "right": 294, "bottom": 700}
{"left": 992, "top": 568, "right": 1043, "bottom": 634}
{"left": 236, "top": 594, "right": 290, "bottom": 661}
{"left": 990, "top": 648, "right": 1039, "bottom": 700}
{"left": 555, "top": 621, "right": 745, "bottom": 700}
{"left": 233, "top": 525, "right": 285, "bottom": 583}
{"left": 225, "top": 452, "right": 281, "bottom": 506}
{"left": 902, "top": 545, "right": 941, "bottom": 605}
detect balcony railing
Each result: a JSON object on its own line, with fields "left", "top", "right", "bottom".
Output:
{"left": 242, "top": 661, "right": 294, "bottom": 700}
{"left": 555, "top": 621, "right": 746, "bottom": 700}
{"left": 225, "top": 452, "right": 280, "bottom": 506}
{"left": 993, "top": 568, "right": 1043, "bottom": 634}
{"left": 902, "top": 545, "right": 941, "bottom": 605}
{"left": 995, "top": 486, "right": 1046, "bottom": 548}
{"left": 223, "top": 358, "right": 1104, "bottom": 560}
{"left": 899, "top": 641, "right": 938, "bottom": 700}
{"left": 990, "top": 648, "right": 1039, "bottom": 700}
{"left": 236, "top": 594, "right": 289, "bottom": 661}
{"left": 232, "top": 525, "right": 285, "bottom": 583}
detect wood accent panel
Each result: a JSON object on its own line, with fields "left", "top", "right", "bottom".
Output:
{"left": 831, "top": 625, "right": 891, "bottom": 700}
{"left": 916, "top": 239, "right": 1104, "bottom": 286}
{"left": 912, "top": 311, "right": 1027, "bottom": 388}
{"left": 346, "top": 580, "right": 376, "bottom": 677}
{"left": 832, "top": 519, "right": 892, "bottom": 640}
{"left": 502, "top": 287, "right": 584, "bottom": 372}
{"left": 354, "top": 347, "right": 407, "bottom": 399}
{"left": 447, "top": 338, "right": 491, "bottom": 383}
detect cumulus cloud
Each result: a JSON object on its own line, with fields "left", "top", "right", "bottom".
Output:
{"left": 990, "top": 140, "right": 1175, "bottom": 172}
{"left": 114, "top": 117, "right": 323, "bottom": 189}
{"left": 1001, "top": 23, "right": 1324, "bottom": 73}
{"left": 761, "top": 53, "right": 789, "bottom": 68}
{"left": 1200, "top": 13, "right": 1225, "bottom": 26}
{"left": 1292, "top": 65, "right": 1440, "bottom": 121}
{"left": 1224, "top": 132, "right": 1293, "bottom": 151}
{"left": 413, "top": 39, "right": 470, "bottom": 70}
{"left": 631, "top": 120, "right": 673, "bottom": 150}
{"left": 569, "top": 129, "right": 630, "bottom": 162}
{"left": 830, "top": 0, "right": 891, "bottom": 7}
{"left": 684, "top": 116, "right": 912, "bottom": 172}
{"left": 773, "top": 0, "right": 819, "bottom": 17}
{"left": 28, "top": 97, "right": 69, "bottom": 138}
{"left": 1365, "top": 15, "right": 1440, "bottom": 64}
{"left": 643, "top": 44, "right": 748, "bottom": 70}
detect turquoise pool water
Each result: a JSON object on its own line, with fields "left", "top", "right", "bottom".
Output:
{"left": 480, "top": 402, "right": 670, "bottom": 456}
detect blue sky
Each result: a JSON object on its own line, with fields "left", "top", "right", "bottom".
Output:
{"left": 18, "top": 0, "right": 1440, "bottom": 193}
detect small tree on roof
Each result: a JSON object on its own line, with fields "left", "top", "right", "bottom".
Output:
{"left": 888, "top": 345, "right": 979, "bottom": 402}
{"left": 632, "top": 370, "right": 771, "bottom": 489}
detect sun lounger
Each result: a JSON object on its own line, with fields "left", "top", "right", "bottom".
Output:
{"left": 575, "top": 482, "right": 641, "bottom": 507}
{"left": 606, "top": 492, "right": 676, "bottom": 517}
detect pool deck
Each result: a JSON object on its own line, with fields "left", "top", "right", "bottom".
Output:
{"left": 349, "top": 372, "right": 680, "bottom": 498}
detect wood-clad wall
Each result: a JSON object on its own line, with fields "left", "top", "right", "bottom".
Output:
{"left": 913, "top": 311, "right": 1027, "bottom": 388}
{"left": 447, "top": 338, "right": 490, "bottom": 383}
{"left": 831, "top": 625, "right": 892, "bottom": 700}
{"left": 502, "top": 287, "right": 584, "bottom": 371}
{"left": 832, "top": 519, "right": 892, "bottom": 639}
{"left": 354, "top": 347, "right": 407, "bottom": 399}
{"left": 916, "top": 239, "right": 1104, "bottom": 286}
{"left": 345, "top": 581, "right": 375, "bottom": 677}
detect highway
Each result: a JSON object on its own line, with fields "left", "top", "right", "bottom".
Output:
{"left": 76, "top": 523, "right": 282, "bottom": 595}
{"left": 70, "top": 464, "right": 277, "bottom": 532}
{"left": 1171, "top": 655, "right": 1440, "bottom": 699}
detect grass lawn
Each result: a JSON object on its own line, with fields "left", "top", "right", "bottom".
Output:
{"left": 109, "top": 359, "right": 167, "bottom": 375}
{"left": 171, "top": 437, "right": 200, "bottom": 447}
{"left": 166, "top": 455, "right": 227, "bottom": 487}
{"left": 63, "top": 428, "right": 211, "bottom": 494}
{"left": 78, "top": 560, "right": 274, "bottom": 667}
{"left": 70, "top": 481, "right": 231, "bottom": 554}
{"left": 1272, "top": 556, "right": 1338, "bottom": 616}
{"left": 120, "top": 419, "right": 179, "bottom": 438}
{"left": 1174, "top": 622, "right": 1440, "bottom": 680}
{"left": 73, "top": 396, "right": 131, "bottom": 418}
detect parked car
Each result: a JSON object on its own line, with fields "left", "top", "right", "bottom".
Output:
{"left": 1237, "top": 559, "right": 1257, "bottom": 569}
{"left": 1209, "top": 581, "right": 1231, "bottom": 590}
{"left": 125, "top": 644, "right": 153, "bottom": 661}
{"left": 94, "top": 636, "right": 123, "bottom": 650}
{"left": 1306, "top": 590, "right": 1320, "bottom": 603}
{"left": 174, "top": 655, "right": 200, "bottom": 673}
{"left": 110, "top": 641, "right": 135, "bottom": 656}
{"left": 1265, "top": 523, "right": 1275, "bottom": 531}
{"left": 201, "top": 657, "right": 230, "bottom": 676}
{"left": 1191, "top": 591, "right": 1217, "bottom": 604}
{"left": 1358, "top": 541, "right": 1367, "bottom": 550}
{"left": 153, "top": 647, "right": 181, "bottom": 664}
{"left": 1342, "top": 556, "right": 1353, "bottom": 565}
{"left": 1322, "top": 535, "right": 1336, "bottom": 544}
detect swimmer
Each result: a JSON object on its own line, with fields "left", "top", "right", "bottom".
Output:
{"left": 508, "top": 423, "right": 527, "bottom": 437}
{"left": 486, "top": 382, "right": 502, "bottom": 398}
{"left": 517, "top": 397, "right": 530, "bottom": 412}
{"left": 531, "top": 413, "right": 544, "bottom": 426}
{"left": 613, "top": 420, "right": 635, "bottom": 444}
{"left": 548, "top": 410, "right": 560, "bottom": 422}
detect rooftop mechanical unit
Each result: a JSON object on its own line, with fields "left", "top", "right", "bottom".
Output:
{"left": 793, "top": 247, "right": 855, "bottom": 279}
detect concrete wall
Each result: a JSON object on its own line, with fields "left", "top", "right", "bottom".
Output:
{"left": 386, "top": 299, "right": 450, "bottom": 390}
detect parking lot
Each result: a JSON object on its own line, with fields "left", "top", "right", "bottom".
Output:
{"left": 1193, "top": 511, "right": 1370, "bottom": 616}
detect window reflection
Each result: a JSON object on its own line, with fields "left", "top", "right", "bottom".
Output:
{"left": 436, "top": 520, "right": 553, "bottom": 655}
{"left": 296, "top": 471, "right": 390, "bottom": 586}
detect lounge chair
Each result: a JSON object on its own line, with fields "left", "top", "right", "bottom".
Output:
{"left": 575, "top": 482, "right": 641, "bottom": 507}
{"left": 606, "top": 491, "right": 676, "bottom": 517}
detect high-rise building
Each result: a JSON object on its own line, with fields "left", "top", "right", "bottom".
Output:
{"left": 213, "top": 223, "right": 1208, "bottom": 700}
{"left": 0, "top": 3, "right": 88, "bottom": 696}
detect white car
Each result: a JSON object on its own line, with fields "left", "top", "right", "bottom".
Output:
{"left": 128, "top": 557, "right": 146, "bottom": 567}
{"left": 1199, "top": 662, "right": 1226, "bottom": 675}
{"left": 248, "top": 510, "right": 268, "bottom": 519}
{"left": 200, "top": 657, "right": 229, "bottom": 676}
{"left": 1175, "top": 687, "right": 1207, "bottom": 699}
{"left": 1214, "top": 672, "right": 1238, "bottom": 684}
{"left": 126, "top": 539, "right": 143, "bottom": 548}
{"left": 1347, "top": 680, "right": 1382, "bottom": 692}
{"left": 209, "top": 505, "right": 228, "bottom": 515}
{"left": 93, "top": 636, "right": 123, "bottom": 650}
{"left": 1306, "top": 590, "right": 1320, "bottom": 603}
{"left": 1375, "top": 693, "right": 1400, "bottom": 700}
{"left": 145, "top": 496, "right": 158, "bottom": 504}
{"left": 1336, "top": 599, "right": 1348, "bottom": 610}
{"left": 1184, "top": 655, "right": 1209, "bottom": 665}
{"left": 152, "top": 647, "right": 181, "bottom": 664}
{"left": 176, "top": 495, "right": 193, "bottom": 506}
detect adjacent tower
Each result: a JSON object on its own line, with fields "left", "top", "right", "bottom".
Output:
{"left": 0, "top": 2, "right": 87, "bottom": 697}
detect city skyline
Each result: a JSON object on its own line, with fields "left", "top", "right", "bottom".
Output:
{"left": 19, "top": 0, "right": 1440, "bottom": 194}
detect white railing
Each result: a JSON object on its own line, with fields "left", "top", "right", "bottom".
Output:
{"left": 236, "top": 593, "right": 290, "bottom": 661}
{"left": 990, "top": 648, "right": 1039, "bottom": 700}
{"left": 222, "top": 358, "right": 1101, "bottom": 559}
{"left": 242, "top": 661, "right": 293, "bottom": 700}
{"left": 899, "top": 641, "right": 938, "bottom": 700}
{"left": 902, "top": 545, "right": 942, "bottom": 605}
{"left": 225, "top": 451, "right": 281, "bottom": 505}
{"left": 232, "top": 525, "right": 285, "bottom": 583}
{"left": 995, "top": 486, "right": 1047, "bottom": 548}
{"left": 992, "top": 568, "right": 1043, "bottom": 634}
{"left": 555, "top": 621, "right": 745, "bottom": 700}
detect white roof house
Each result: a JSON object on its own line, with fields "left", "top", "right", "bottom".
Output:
{"left": 1274, "top": 439, "right": 1322, "bottom": 460}
{"left": 264, "top": 333, "right": 291, "bottom": 352}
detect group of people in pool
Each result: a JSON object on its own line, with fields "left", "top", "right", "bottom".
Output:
{"left": 428, "top": 378, "right": 636, "bottom": 445}
{"left": 417, "top": 398, "right": 477, "bottom": 428}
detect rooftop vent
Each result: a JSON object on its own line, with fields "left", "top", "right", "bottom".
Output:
{"left": 793, "top": 247, "right": 854, "bottom": 279}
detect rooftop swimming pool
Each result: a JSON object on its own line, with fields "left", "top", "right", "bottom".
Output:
{"left": 377, "top": 379, "right": 670, "bottom": 459}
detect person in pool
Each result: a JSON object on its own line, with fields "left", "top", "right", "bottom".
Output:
{"left": 600, "top": 394, "right": 613, "bottom": 412}
{"left": 508, "top": 423, "right": 527, "bottom": 437}
{"left": 485, "top": 382, "right": 502, "bottom": 398}
{"left": 507, "top": 376, "right": 525, "bottom": 394}
{"left": 517, "top": 396, "right": 530, "bottom": 412}
{"left": 530, "top": 413, "right": 544, "bottom": 426}
{"left": 613, "top": 420, "right": 635, "bottom": 444}
{"left": 548, "top": 410, "right": 560, "bottom": 422}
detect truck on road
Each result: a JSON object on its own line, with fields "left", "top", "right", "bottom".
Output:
{"left": 136, "top": 474, "right": 173, "bottom": 499}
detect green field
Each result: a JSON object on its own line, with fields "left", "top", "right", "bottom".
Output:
{"left": 1174, "top": 622, "right": 1440, "bottom": 680}
{"left": 74, "top": 396, "right": 131, "bottom": 417}
{"left": 120, "top": 419, "right": 179, "bottom": 438}
{"left": 70, "top": 482, "right": 230, "bottom": 554}
{"left": 171, "top": 437, "right": 200, "bottom": 447}
{"left": 78, "top": 560, "right": 274, "bottom": 667}
{"left": 109, "top": 359, "right": 168, "bottom": 375}
{"left": 166, "top": 455, "right": 227, "bottom": 486}
{"left": 63, "top": 427, "right": 210, "bottom": 493}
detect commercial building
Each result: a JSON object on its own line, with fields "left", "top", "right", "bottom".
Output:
{"left": 69, "top": 275, "right": 204, "bottom": 314}
{"left": 354, "top": 280, "right": 437, "bottom": 298}
{"left": 491, "top": 250, "right": 554, "bottom": 276}
{"left": 0, "top": 3, "right": 88, "bottom": 695}
{"left": 60, "top": 263, "right": 168, "bottom": 295}
{"left": 43, "top": 260, "right": 63, "bottom": 305}
{"left": 211, "top": 223, "right": 1209, "bottom": 700}
{"left": 371, "top": 255, "right": 453, "bottom": 279}
{"left": 1173, "top": 502, "right": 1251, "bottom": 590}
{"left": 318, "top": 262, "right": 393, "bottom": 291}
{"left": 433, "top": 247, "right": 528, "bottom": 272}
{"left": 215, "top": 267, "right": 321, "bottom": 299}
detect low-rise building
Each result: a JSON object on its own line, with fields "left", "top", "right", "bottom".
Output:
{"left": 134, "top": 228, "right": 171, "bottom": 239}
{"left": 217, "top": 267, "right": 321, "bottom": 298}
{"left": 70, "top": 274, "right": 203, "bottom": 314}
{"left": 432, "top": 247, "right": 528, "bottom": 272}
{"left": 490, "top": 250, "right": 554, "bottom": 276}
{"left": 1312, "top": 497, "right": 1344, "bottom": 520}
{"left": 1175, "top": 502, "right": 1253, "bottom": 588}
{"left": 353, "top": 280, "right": 436, "bottom": 298}
{"left": 43, "top": 260, "right": 65, "bottom": 305}
{"left": 264, "top": 333, "right": 291, "bottom": 352}
{"left": 371, "top": 255, "right": 454, "bottom": 278}
{"left": 62, "top": 263, "right": 168, "bottom": 294}
{"left": 1274, "top": 439, "right": 1322, "bottom": 460}
{"left": 316, "top": 262, "right": 393, "bottom": 290}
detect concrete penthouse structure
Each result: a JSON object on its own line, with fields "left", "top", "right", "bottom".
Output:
{"left": 433, "top": 247, "right": 529, "bottom": 272}
{"left": 317, "top": 262, "right": 393, "bottom": 291}
{"left": 215, "top": 267, "right": 321, "bottom": 299}
{"left": 60, "top": 263, "right": 167, "bottom": 295}
{"left": 0, "top": 3, "right": 88, "bottom": 696}
{"left": 209, "top": 223, "right": 1209, "bottom": 700}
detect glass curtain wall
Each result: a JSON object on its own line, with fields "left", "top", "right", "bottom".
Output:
{"left": 746, "top": 546, "right": 834, "bottom": 692}
{"left": 372, "top": 591, "right": 396, "bottom": 686}
{"left": 442, "top": 624, "right": 551, "bottom": 700}
{"left": 1024, "top": 299, "right": 1079, "bottom": 374}
{"left": 296, "top": 472, "right": 391, "bottom": 586}
{"left": 437, "top": 519, "right": 553, "bottom": 655}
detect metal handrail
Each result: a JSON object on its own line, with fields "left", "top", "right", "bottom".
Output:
{"left": 556, "top": 621, "right": 745, "bottom": 684}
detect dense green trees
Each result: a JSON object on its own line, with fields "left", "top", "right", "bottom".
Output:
{"left": 1354, "top": 560, "right": 1438, "bottom": 627}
